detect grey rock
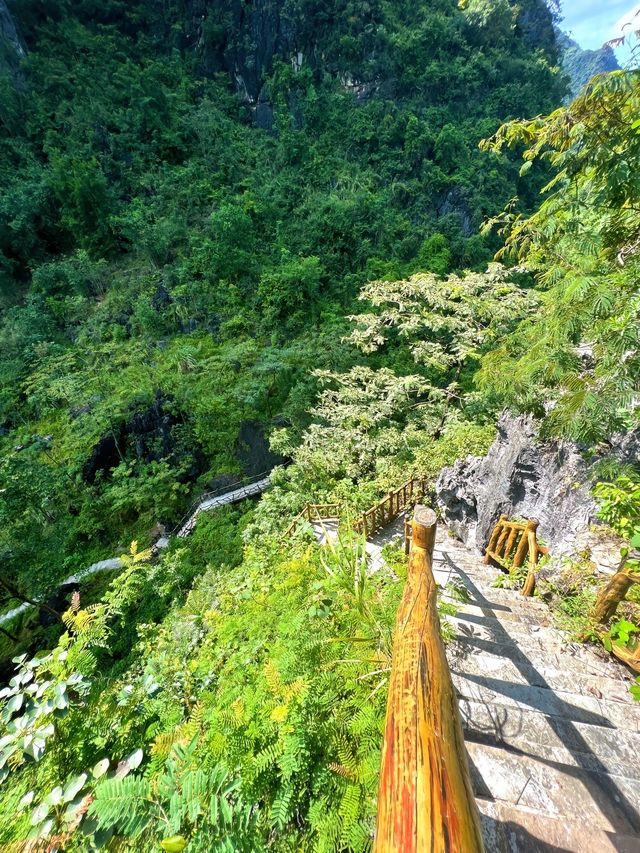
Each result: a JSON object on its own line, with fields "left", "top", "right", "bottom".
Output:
{"left": 436, "top": 411, "right": 598, "bottom": 553}
{"left": 0, "top": 0, "right": 26, "bottom": 84}
{"left": 437, "top": 187, "right": 474, "bottom": 237}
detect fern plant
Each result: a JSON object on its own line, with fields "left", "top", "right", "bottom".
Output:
{"left": 88, "top": 739, "right": 257, "bottom": 851}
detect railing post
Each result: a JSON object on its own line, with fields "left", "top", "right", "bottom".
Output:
{"left": 484, "top": 514, "right": 507, "bottom": 564}
{"left": 519, "top": 520, "right": 539, "bottom": 597}
{"left": 375, "top": 506, "right": 484, "bottom": 853}
{"left": 592, "top": 562, "right": 640, "bottom": 622}
{"left": 512, "top": 519, "right": 536, "bottom": 569}
{"left": 494, "top": 521, "right": 511, "bottom": 561}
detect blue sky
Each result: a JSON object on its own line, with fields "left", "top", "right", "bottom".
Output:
{"left": 560, "top": 0, "right": 640, "bottom": 52}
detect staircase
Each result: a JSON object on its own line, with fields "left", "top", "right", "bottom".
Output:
{"left": 433, "top": 530, "right": 640, "bottom": 852}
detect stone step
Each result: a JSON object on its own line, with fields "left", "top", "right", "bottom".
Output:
{"left": 451, "top": 629, "right": 624, "bottom": 683}
{"left": 477, "top": 798, "right": 640, "bottom": 852}
{"left": 449, "top": 616, "right": 624, "bottom": 678}
{"left": 434, "top": 575, "right": 550, "bottom": 613}
{"left": 467, "top": 742, "right": 640, "bottom": 834}
{"left": 452, "top": 670, "right": 640, "bottom": 731}
{"left": 446, "top": 599, "right": 554, "bottom": 627}
{"left": 448, "top": 649, "right": 635, "bottom": 706}
{"left": 449, "top": 615, "right": 593, "bottom": 664}
{"left": 460, "top": 697, "right": 640, "bottom": 780}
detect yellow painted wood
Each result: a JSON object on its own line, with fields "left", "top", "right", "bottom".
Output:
{"left": 375, "top": 506, "right": 484, "bottom": 853}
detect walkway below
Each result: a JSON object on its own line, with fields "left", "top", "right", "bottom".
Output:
{"left": 0, "top": 476, "right": 272, "bottom": 627}
{"left": 312, "top": 514, "right": 406, "bottom": 574}
{"left": 175, "top": 476, "right": 271, "bottom": 539}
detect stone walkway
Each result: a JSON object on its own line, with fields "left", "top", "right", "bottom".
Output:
{"left": 434, "top": 530, "right": 640, "bottom": 852}
{"left": 0, "top": 477, "right": 272, "bottom": 628}
{"left": 312, "top": 514, "right": 406, "bottom": 574}
{"left": 313, "top": 517, "right": 640, "bottom": 851}
{"left": 175, "top": 476, "right": 271, "bottom": 538}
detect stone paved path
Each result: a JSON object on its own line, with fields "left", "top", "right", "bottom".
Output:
{"left": 435, "top": 530, "right": 640, "bottom": 852}
{"left": 313, "top": 518, "right": 640, "bottom": 851}
{"left": 175, "top": 476, "right": 271, "bottom": 538}
{"left": 312, "top": 514, "right": 406, "bottom": 574}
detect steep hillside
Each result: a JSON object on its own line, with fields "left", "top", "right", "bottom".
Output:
{"left": 0, "top": 0, "right": 564, "bottom": 600}
{"left": 0, "top": 3, "right": 639, "bottom": 849}
{"left": 557, "top": 29, "right": 620, "bottom": 98}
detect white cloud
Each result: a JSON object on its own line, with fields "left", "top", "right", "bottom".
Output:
{"left": 611, "top": 2, "right": 640, "bottom": 38}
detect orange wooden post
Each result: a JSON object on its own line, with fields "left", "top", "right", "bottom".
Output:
{"left": 484, "top": 515, "right": 507, "bottom": 564}
{"left": 494, "top": 522, "right": 511, "bottom": 561}
{"left": 503, "top": 524, "right": 519, "bottom": 559}
{"left": 375, "top": 506, "right": 484, "bottom": 853}
{"left": 521, "top": 527, "right": 540, "bottom": 597}
{"left": 512, "top": 519, "right": 536, "bottom": 569}
{"left": 592, "top": 565, "right": 640, "bottom": 622}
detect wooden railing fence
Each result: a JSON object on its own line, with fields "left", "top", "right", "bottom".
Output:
{"left": 353, "top": 477, "right": 428, "bottom": 540}
{"left": 375, "top": 505, "right": 484, "bottom": 853}
{"left": 284, "top": 503, "right": 341, "bottom": 537}
{"left": 285, "top": 476, "right": 429, "bottom": 541}
{"left": 484, "top": 515, "right": 548, "bottom": 597}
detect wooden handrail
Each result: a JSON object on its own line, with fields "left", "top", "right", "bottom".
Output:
{"left": 375, "top": 506, "right": 484, "bottom": 853}
{"left": 284, "top": 503, "right": 341, "bottom": 537}
{"left": 353, "top": 477, "right": 428, "bottom": 540}
{"left": 485, "top": 515, "right": 548, "bottom": 597}
{"left": 285, "top": 476, "right": 428, "bottom": 541}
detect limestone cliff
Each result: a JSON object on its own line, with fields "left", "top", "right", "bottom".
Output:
{"left": 436, "top": 411, "right": 639, "bottom": 564}
{"left": 0, "top": 0, "right": 25, "bottom": 84}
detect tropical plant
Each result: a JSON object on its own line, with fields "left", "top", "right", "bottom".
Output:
{"left": 479, "top": 71, "right": 640, "bottom": 442}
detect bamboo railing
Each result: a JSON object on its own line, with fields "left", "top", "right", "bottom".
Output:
{"left": 484, "top": 515, "right": 548, "bottom": 597}
{"left": 374, "top": 506, "right": 484, "bottom": 853}
{"left": 353, "top": 477, "right": 428, "bottom": 539}
{"left": 592, "top": 556, "right": 640, "bottom": 673}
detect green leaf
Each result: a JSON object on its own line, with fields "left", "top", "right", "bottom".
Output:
{"left": 124, "top": 748, "right": 143, "bottom": 771}
{"left": 63, "top": 794, "right": 88, "bottom": 822}
{"left": 2, "top": 693, "right": 24, "bottom": 719}
{"left": 18, "top": 790, "right": 35, "bottom": 811}
{"left": 31, "top": 801, "right": 51, "bottom": 825}
{"left": 46, "top": 785, "right": 64, "bottom": 807}
{"left": 161, "top": 836, "right": 187, "bottom": 852}
{"left": 63, "top": 773, "right": 88, "bottom": 802}
{"left": 92, "top": 758, "right": 110, "bottom": 779}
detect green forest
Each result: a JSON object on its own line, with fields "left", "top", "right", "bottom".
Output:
{"left": 0, "top": 0, "right": 638, "bottom": 849}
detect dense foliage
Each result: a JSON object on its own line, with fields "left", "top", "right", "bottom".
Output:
{"left": 3, "top": 0, "right": 640, "bottom": 848}
{"left": 479, "top": 71, "right": 640, "bottom": 443}
{"left": 0, "top": 0, "right": 564, "bottom": 605}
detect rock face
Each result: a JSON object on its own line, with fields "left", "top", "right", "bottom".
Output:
{"left": 0, "top": 0, "right": 26, "bottom": 84}
{"left": 236, "top": 419, "right": 287, "bottom": 477}
{"left": 436, "top": 412, "right": 599, "bottom": 554}
{"left": 82, "top": 392, "right": 205, "bottom": 485}
{"left": 557, "top": 29, "right": 620, "bottom": 100}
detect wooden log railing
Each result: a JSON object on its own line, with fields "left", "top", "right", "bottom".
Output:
{"left": 353, "top": 477, "right": 428, "bottom": 540}
{"left": 284, "top": 503, "right": 341, "bottom": 537}
{"left": 592, "top": 553, "right": 640, "bottom": 673}
{"left": 285, "top": 477, "right": 428, "bottom": 541}
{"left": 375, "top": 506, "right": 484, "bottom": 853}
{"left": 484, "top": 515, "right": 549, "bottom": 597}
